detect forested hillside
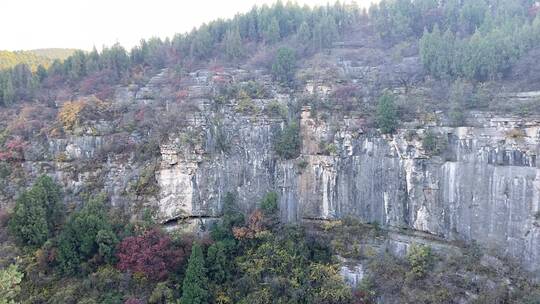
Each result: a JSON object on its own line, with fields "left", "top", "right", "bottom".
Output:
{"left": 27, "top": 48, "right": 78, "bottom": 60}
{"left": 1, "top": 1, "right": 540, "bottom": 303}
{"left": 0, "top": 48, "right": 76, "bottom": 70}
{"left": 3, "top": 0, "right": 540, "bottom": 107}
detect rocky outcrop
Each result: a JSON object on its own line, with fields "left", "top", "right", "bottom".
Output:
{"left": 151, "top": 100, "right": 540, "bottom": 274}
{"left": 3, "top": 66, "right": 539, "bottom": 277}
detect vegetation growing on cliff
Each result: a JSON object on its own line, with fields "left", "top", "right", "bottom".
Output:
{"left": 1, "top": 179, "right": 363, "bottom": 303}
{"left": 1, "top": 0, "right": 540, "bottom": 303}
{"left": 0, "top": 2, "right": 358, "bottom": 106}
{"left": 274, "top": 122, "right": 301, "bottom": 159}
{"left": 375, "top": 92, "right": 398, "bottom": 134}
{"left": 2, "top": 177, "right": 539, "bottom": 303}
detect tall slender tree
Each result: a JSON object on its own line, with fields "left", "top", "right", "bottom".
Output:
{"left": 180, "top": 243, "right": 209, "bottom": 304}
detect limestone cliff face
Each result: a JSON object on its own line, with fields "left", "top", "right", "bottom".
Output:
{"left": 2, "top": 67, "right": 539, "bottom": 276}
{"left": 152, "top": 94, "right": 540, "bottom": 274}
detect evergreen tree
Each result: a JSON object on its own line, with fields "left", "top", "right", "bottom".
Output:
{"left": 32, "top": 175, "right": 63, "bottom": 231}
{"left": 206, "top": 241, "right": 230, "bottom": 284}
{"left": 211, "top": 192, "right": 244, "bottom": 243}
{"left": 36, "top": 65, "right": 48, "bottom": 82}
{"left": 313, "top": 15, "right": 339, "bottom": 50}
{"left": 273, "top": 122, "right": 301, "bottom": 159}
{"left": 180, "top": 243, "right": 209, "bottom": 304}
{"left": 264, "top": 17, "right": 281, "bottom": 44}
{"left": 66, "top": 50, "right": 87, "bottom": 81}
{"left": 190, "top": 26, "right": 213, "bottom": 59}
{"left": 9, "top": 191, "right": 49, "bottom": 247}
{"left": 57, "top": 195, "right": 117, "bottom": 274}
{"left": 8, "top": 175, "right": 63, "bottom": 247}
{"left": 376, "top": 92, "right": 398, "bottom": 134}
{"left": 296, "top": 21, "right": 312, "bottom": 45}
{"left": 260, "top": 191, "right": 278, "bottom": 216}
{"left": 0, "top": 73, "right": 14, "bottom": 106}
{"left": 271, "top": 47, "right": 296, "bottom": 85}
{"left": 224, "top": 26, "right": 243, "bottom": 59}
{"left": 85, "top": 47, "right": 101, "bottom": 73}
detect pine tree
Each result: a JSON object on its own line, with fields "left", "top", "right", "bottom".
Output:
{"left": 190, "top": 27, "right": 213, "bottom": 59}
{"left": 180, "top": 243, "right": 209, "bottom": 304}
{"left": 1, "top": 73, "right": 14, "bottom": 106}
{"left": 264, "top": 17, "right": 281, "bottom": 44}
{"left": 376, "top": 92, "right": 398, "bottom": 134}
{"left": 32, "top": 175, "right": 63, "bottom": 231}
{"left": 206, "top": 241, "right": 230, "bottom": 284}
{"left": 57, "top": 195, "right": 116, "bottom": 274}
{"left": 8, "top": 191, "right": 49, "bottom": 247}
{"left": 36, "top": 65, "right": 48, "bottom": 82}
{"left": 271, "top": 47, "right": 296, "bottom": 85}
{"left": 224, "top": 27, "right": 243, "bottom": 59}
{"left": 297, "top": 21, "right": 311, "bottom": 45}
{"left": 8, "top": 175, "right": 63, "bottom": 247}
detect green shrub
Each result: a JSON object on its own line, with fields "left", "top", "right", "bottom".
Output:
{"left": 235, "top": 92, "right": 259, "bottom": 114}
{"left": 376, "top": 92, "right": 398, "bottom": 134}
{"left": 422, "top": 131, "right": 437, "bottom": 153}
{"left": 319, "top": 141, "right": 338, "bottom": 155}
{"left": 274, "top": 122, "right": 301, "bottom": 159}
{"left": 243, "top": 81, "right": 269, "bottom": 99}
{"left": 149, "top": 282, "right": 174, "bottom": 304}
{"left": 449, "top": 107, "right": 465, "bottom": 127}
{"left": 406, "top": 244, "right": 433, "bottom": 280}
{"left": 297, "top": 159, "right": 309, "bottom": 170}
{"left": 260, "top": 192, "right": 278, "bottom": 216}
{"left": 264, "top": 100, "right": 288, "bottom": 119}
{"left": 422, "top": 131, "right": 447, "bottom": 155}
{"left": 0, "top": 264, "right": 23, "bottom": 304}
{"left": 0, "top": 162, "right": 10, "bottom": 180}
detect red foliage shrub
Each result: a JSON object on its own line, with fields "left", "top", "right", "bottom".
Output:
{"left": 116, "top": 229, "right": 186, "bottom": 280}
{"left": 0, "top": 152, "right": 12, "bottom": 162}
{"left": 8, "top": 104, "right": 55, "bottom": 139}
{"left": 79, "top": 70, "right": 116, "bottom": 100}
{"left": 175, "top": 89, "right": 189, "bottom": 102}
{"left": 124, "top": 298, "right": 143, "bottom": 304}
{"left": 233, "top": 209, "right": 265, "bottom": 240}
{"left": 0, "top": 137, "right": 27, "bottom": 161}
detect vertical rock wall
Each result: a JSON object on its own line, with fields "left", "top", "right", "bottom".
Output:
{"left": 155, "top": 107, "right": 540, "bottom": 273}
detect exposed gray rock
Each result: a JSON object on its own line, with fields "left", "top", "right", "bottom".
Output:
{"left": 4, "top": 67, "right": 539, "bottom": 278}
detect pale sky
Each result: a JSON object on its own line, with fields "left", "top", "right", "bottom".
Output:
{"left": 1, "top": 0, "right": 375, "bottom": 51}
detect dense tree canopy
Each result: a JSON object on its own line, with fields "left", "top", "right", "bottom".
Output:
{"left": 0, "top": 1, "right": 360, "bottom": 107}
{"left": 116, "top": 228, "right": 186, "bottom": 280}
{"left": 2, "top": 0, "right": 540, "bottom": 107}
{"left": 57, "top": 195, "right": 117, "bottom": 274}
{"left": 9, "top": 175, "right": 63, "bottom": 247}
